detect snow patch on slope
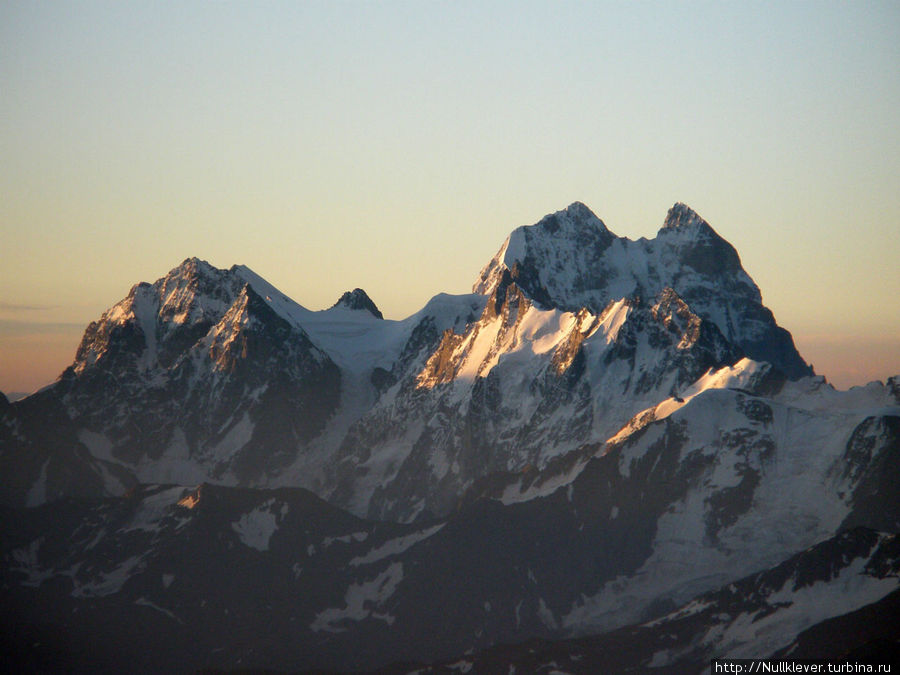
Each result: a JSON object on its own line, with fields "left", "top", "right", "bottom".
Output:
{"left": 350, "top": 524, "right": 445, "bottom": 566}
{"left": 25, "top": 460, "right": 49, "bottom": 508}
{"left": 231, "top": 499, "right": 288, "bottom": 551}
{"left": 713, "top": 545, "right": 899, "bottom": 659}
{"left": 72, "top": 554, "right": 147, "bottom": 598}
{"left": 310, "top": 562, "right": 404, "bottom": 632}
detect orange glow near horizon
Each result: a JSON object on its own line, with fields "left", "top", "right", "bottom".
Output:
{"left": 0, "top": 332, "right": 81, "bottom": 395}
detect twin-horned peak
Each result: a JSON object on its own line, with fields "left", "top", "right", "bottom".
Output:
{"left": 474, "top": 201, "right": 812, "bottom": 379}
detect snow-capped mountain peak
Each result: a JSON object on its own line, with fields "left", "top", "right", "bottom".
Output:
{"left": 474, "top": 202, "right": 613, "bottom": 299}
{"left": 71, "top": 258, "right": 246, "bottom": 376}
{"left": 661, "top": 201, "right": 709, "bottom": 231}
{"left": 330, "top": 288, "right": 384, "bottom": 319}
{"left": 532, "top": 201, "right": 611, "bottom": 237}
{"left": 474, "top": 203, "right": 811, "bottom": 379}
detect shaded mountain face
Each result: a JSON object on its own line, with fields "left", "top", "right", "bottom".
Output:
{"left": 368, "top": 528, "right": 900, "bottom": 675}
{"left": 3, "top": 441, "right": 898, "bottom": 674}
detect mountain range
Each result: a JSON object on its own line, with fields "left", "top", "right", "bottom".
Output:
{"left": 2, "top": 202, "right": 898, "bottom": 673}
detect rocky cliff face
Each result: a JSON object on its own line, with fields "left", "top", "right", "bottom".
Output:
{"left": 2, "top": 259, "right": 343, "bottom": 504}
{"left": 327, "top": 277, "right": 745, "bottom": 521}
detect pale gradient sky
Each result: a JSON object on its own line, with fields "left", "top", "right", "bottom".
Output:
{"left": 1, "top": 1, "right": 898, "bottom": 394}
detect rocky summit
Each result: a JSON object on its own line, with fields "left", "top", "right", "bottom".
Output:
{"left": 2, "top": 203, "right": 898, "bottom": 674}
